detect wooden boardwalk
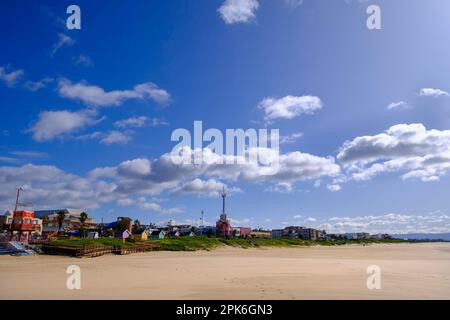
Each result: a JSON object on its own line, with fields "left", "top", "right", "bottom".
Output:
{"left": 41, "top": 243, "right": 160, "bottom": 258}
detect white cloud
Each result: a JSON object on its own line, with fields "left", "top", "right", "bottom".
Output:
{"left": 24, "top": 77, "right": 53, "bottom": 92}
{"left": 173, "top": 178, "right": 241, "bottom": 197}
{"left": 28, "top": 109, "right": 102, "bottom": 142}
{"left": 52, "top": 33, "right": 75, "bottom": 56}
{"left": 387, "top": 101, "right": 410, "bottom": 110}
{"left": 327, "top": 184, "right": 341, "bottom": 192}
{"left": 0, "top": 157, "right": 19, "bottom": 164}
{"left": 338, "top": 123, "right": 450, "bottom": 182}
{"left": 89, "top": 146, "right": 340, "bottom": 199}
{"left": 419, "top": 88, "right": 449, "bottom": 98}
{"left": 114, "top": 116, "right": 168, "bottom": 129}
{"left": 318, "top": 212, "right": 450, "bottom": 234}
{"left": 99, "top": 131, "right": 132, "bottom": 145}
{"left": 280, "top": 132, "right": 303, "bottom": 144}
{"left": 258, "top": 95, "right": 322, "bottom": 122}
{"left": 58, "top": 79, "right": 170, "bottom": 107}
{"left": 73, "top": 54, "right": 94, "bottom": 67}
{"left": 284, "top": 0, "right": 304, "bottom": 8}
{"left": 0, "top": 164, "right": 117, "bottom": 210}
{"left": 230, "top": 217, "right": 251, "bottom": 225}
{"left": 218, "top": 0, "right": 259, "bottom": 24}
{"left": 0, "top": 66, "right": 24, "bottom": 87}
{"left": 118, "top": 196, "right": 184, "bottom": 215}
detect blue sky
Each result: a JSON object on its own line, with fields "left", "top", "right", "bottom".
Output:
{"left": 2, "top": 0, "right": 450, "bottom": 234}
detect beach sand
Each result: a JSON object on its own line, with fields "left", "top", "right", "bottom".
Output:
{"left": 1, "top": 243, "right": 449, "bottom": 300}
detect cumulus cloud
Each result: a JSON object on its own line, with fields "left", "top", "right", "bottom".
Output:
{"left": 419, "top": 88, "right": 449, "bottom": 98}
{"left": 258, "top": 95, "right": 322, "bottom": 122}
{"left": 0, "top": 66, "right": 24, "bottom": 87}
{"left": 173, "top": 178, "right": 241, "bottom": 197}
{"left": 218, "top": 0, "right": 259, "bottom": 24}
{"left": 318, "top": 212, "right": 450, "bottom": 234}
{"left": 58, "top": 78, "right": 170, "bottom": 107}
{"left": 117, "top": 196, "right": 184, "bottom": 215}
{"left": 337, "top": 123, "right": 450, "bottom": 182}
{"left": 90, "top": 146, "right": 339, "bottom": 199}
{"left": 99, "top": 131, "right": 132, "bottom": 145}
{"left": 0, "top": 164, "right": 117, "bottom": 209}
{"left": 28, "top": 109, "right": 102, "bottom": 142}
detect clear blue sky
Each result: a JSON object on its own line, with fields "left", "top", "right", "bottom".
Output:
{"left": 1, "top": 0, "right": 450, "bottom": 234}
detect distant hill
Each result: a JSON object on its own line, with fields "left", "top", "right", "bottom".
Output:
{"left": 392, "top": 233, "right": 450, "bottom": 241}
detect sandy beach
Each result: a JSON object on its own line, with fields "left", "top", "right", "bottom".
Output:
{"left": 1, "top": 243, "right": 449, "bottom": 300}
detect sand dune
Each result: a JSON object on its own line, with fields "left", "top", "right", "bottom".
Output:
{"left": 1, "top": 243, "right": 449, "bottom": 300}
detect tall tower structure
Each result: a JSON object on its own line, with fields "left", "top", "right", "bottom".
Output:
{"left": 216, "top": 187, "right": 232, "bottom": 237}
{"left": 220, "top": 187, "right": 227, "bottom": 220}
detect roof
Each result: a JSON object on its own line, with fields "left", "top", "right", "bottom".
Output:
{"left": 115, "top": 229, "right": 131, "bottom": 236}
{"left": 34, "top": 209, "right": 85, "bottom": 218}
{"left": 133, "top": 229, "right": 148, "bottom": 235}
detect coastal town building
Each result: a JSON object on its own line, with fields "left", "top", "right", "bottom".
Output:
{"left": 0, "top": 210, "right": 43, "bottom": 240}
{"left": 150, "top": 230, "right": 166, "bottom": 240}
{"left": 34, "top": 209, "right": 95, "bottom": 234}
{"left": 216, "top": 188, "right": 232, "bottom": 237}
{"left": 271, "top": 229, "right": 284, "bottom": 238}
{"left": 251, "top": 230, "right": 272, "bottom": 238}
{"left": 133, "top": 229, "right": 149, "bottom": 241}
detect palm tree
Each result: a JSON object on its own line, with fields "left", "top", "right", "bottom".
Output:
{"left": 56, "top": 210, "right": 66, "bottom": 235}
{"left": 79, "top": 212, "right": 88, "bottom": 224}
{"left": 132, "top": 219, "right": 141, "bottom": 232}
{"left": 79, "top": 212, "right": 88, "bottom": 238}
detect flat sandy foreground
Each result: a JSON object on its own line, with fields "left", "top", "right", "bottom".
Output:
{"left": 1, "top": 243, "right": 450, "bottom": 300}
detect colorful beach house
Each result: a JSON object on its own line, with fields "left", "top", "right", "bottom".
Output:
{"left": 151, "top": 230, "right": 165, "bottom": 240}
{"left": 133, "top": 229, "right": 149, "bottom": 241}
{"left": 180, "top": 230, "right": 195, "bottom": 237}
{"left": 115, "top": 229, "right": 131, "bottom": 240}
{"left": 168, "top": 230, "right": 181, "bottom": 238}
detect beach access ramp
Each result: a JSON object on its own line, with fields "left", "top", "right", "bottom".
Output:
{"left": 6, "top": 241, "right": 37, "bottom": 256}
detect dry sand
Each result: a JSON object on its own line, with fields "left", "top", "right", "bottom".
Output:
{"left": 1, "top": 243, "right": 449, "bottom": 300}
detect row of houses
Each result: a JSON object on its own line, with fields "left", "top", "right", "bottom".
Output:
{"left": 271, "top": 226, "right": 327, "bottom": 240}
{"left": 0, "top": 209, "right": 391, "bottom": 242}
{"left": 270, "top": 227, "right": 387, "bottom": 241}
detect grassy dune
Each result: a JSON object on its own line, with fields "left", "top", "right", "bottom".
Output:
{"left": 154, "top": 237, "right": 406, "bottom": 251}
{"left": 48, "top": 237, "right": 406, "bottom": 251}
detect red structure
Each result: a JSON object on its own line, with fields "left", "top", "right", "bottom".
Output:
{"left": 239, "top": 227, "right": 252, "bottom": 237}
{"left": 216, "top": 188, "right": 232, "bottom": 237}
{"left": 10, "top": 210, "right": 35, "bottom": 241}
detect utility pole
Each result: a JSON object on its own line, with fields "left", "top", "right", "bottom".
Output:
{"left": 14, "top": 187, "right": 23, "bottom": 212}
{"left": 200, "top": 210, "right": 204, "bottom": 236}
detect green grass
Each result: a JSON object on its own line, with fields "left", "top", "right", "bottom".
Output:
{"left": 49, "top": 236, "right": 406, "bottom": 251}
{"left": 153, "top": 236, "right": 406, "bottom": 251}
{"left": 51, "top": 238, "right": 137, "bottom": 248}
